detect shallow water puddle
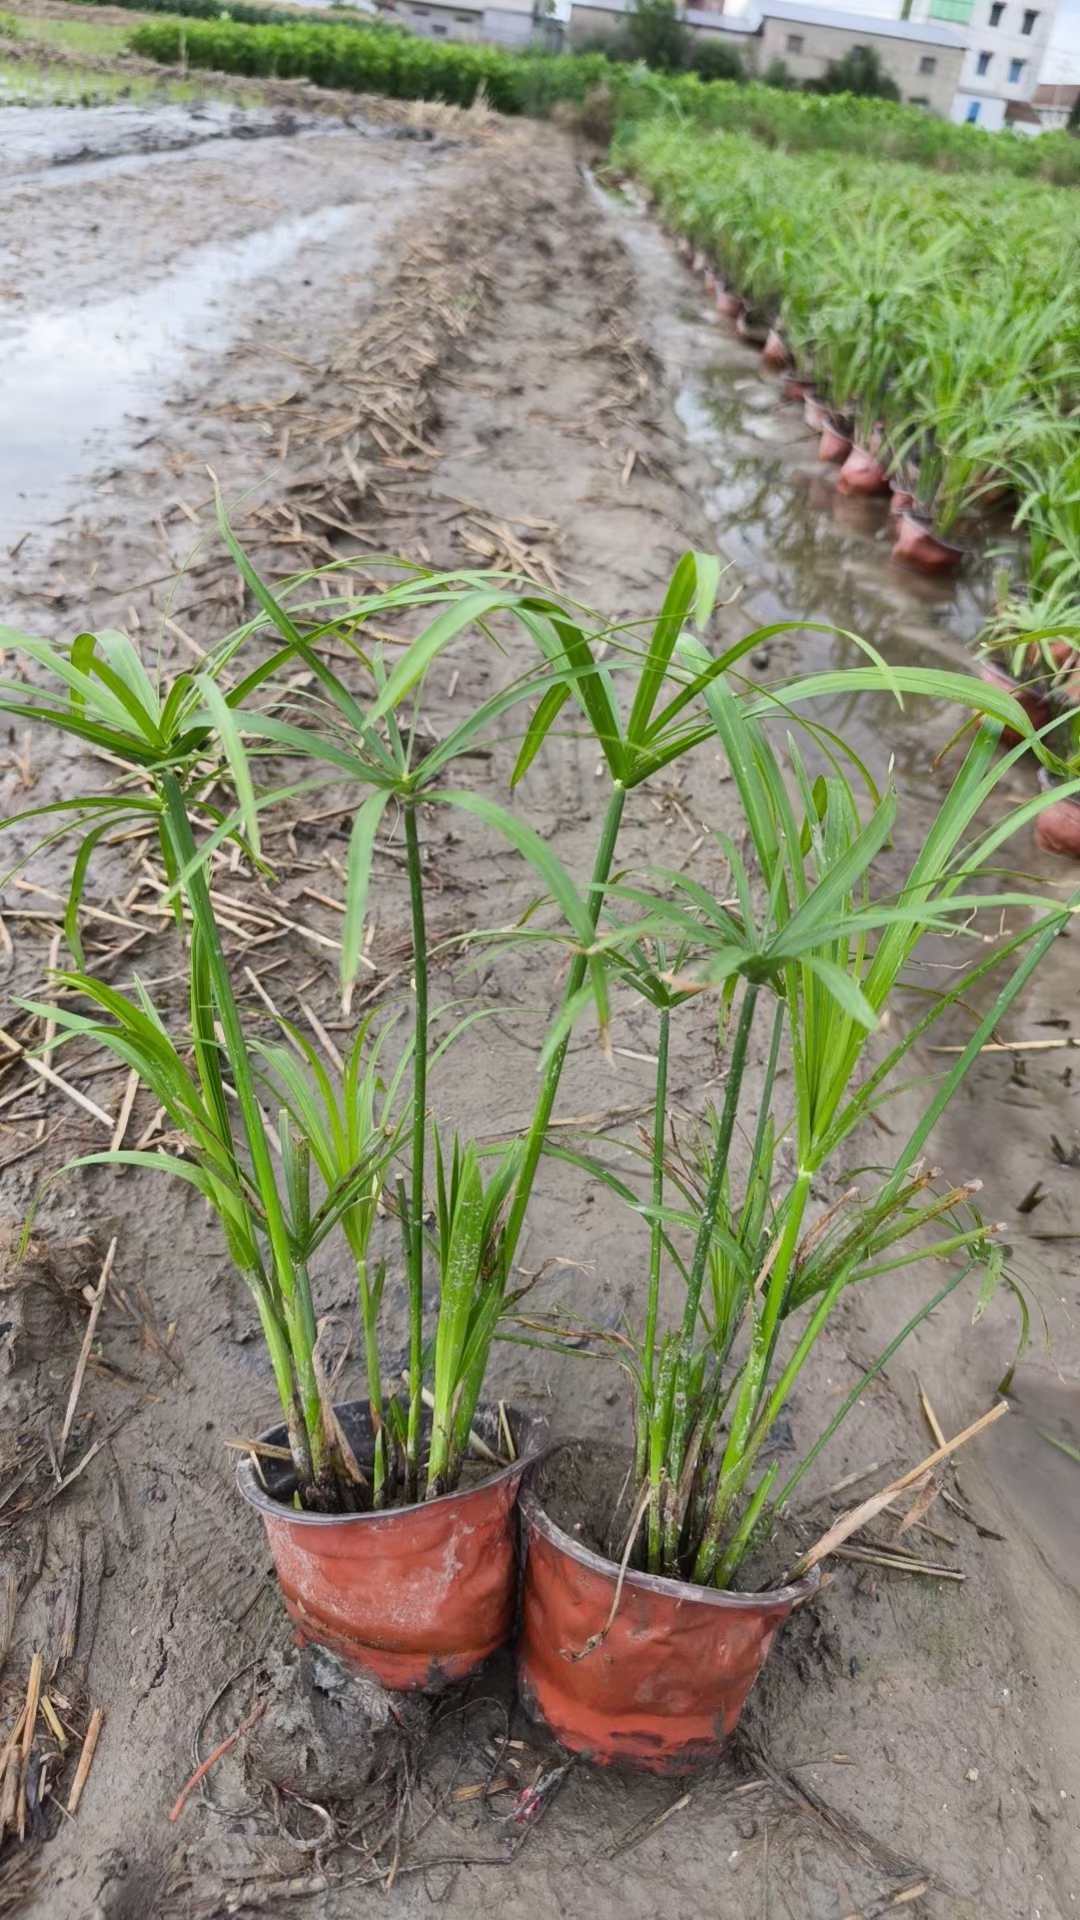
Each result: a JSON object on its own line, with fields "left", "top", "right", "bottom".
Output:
{"left": 0, "top": 202, "right": 354, "bottom": 549}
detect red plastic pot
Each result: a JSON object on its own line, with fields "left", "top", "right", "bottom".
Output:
{"left": 977, "top": 659, "right": 1051, "bottom": 745}
{"left": 780, "top": 372, "right": 815, "bottom": 404}
{"left": 703, "top": 268, "right": 718, "bottom": 296}
{"left": 736, "top": 308, "right": 769, "bottom": 348}
{"left": 517, "top": 1480, "right": 818, "bottom": 1775}
{"left": 818, "top": 422, "right": 853, "bottom": 464}
{"left": 715, "top": 287, "right": 743, "bottom": 320}
{"left": 892, "top": 511, "right": 964, "bottom": 575}
{"left": 803, "top": 393, "right": 830, "bottom": 434}
{"left": 836, "top": 445, "right": 890, "bottom": 497}
{"left": 761, "top": 327, "right": 791, "bottom": 371}
{"left": 889, "top": 484, "right": 916, "bottom": 518}
{"left": 237, "top": 1401, "right": 547, "bottom": 1692}
{"left": 1035, "top": 788, "right": 1080, "bottom": 859}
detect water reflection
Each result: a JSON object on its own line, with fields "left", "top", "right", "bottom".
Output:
{"left": 0, "top": 204, "right": 354, "bottom": 549}
{"left": 676, "top": 365, "right": 1029, "bottom": 781}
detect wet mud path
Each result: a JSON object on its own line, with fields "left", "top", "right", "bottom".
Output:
{"left": 0, "top": 109, "right": 1077, "bottom": 1920}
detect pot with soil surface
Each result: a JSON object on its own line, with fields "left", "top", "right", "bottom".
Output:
{"left": 505, "top": 636, "right": 1047, "bottom": 1780}
{"left": 781, "top": 372, "right": 816, "bottom": 404}
{"left": 761, "top": 327, "right": 791, "bottom": 371}
{"left": 517, "top": 1451, "right": 816, "bottom": 1773}
{"left": 715, "top": 287, "right": 744, "bottom": 320}
{"left": 736, "top": 307, "right": 769, "bottom": 348}
{"left": 892, "top": 510, "right": 964, "bottom": 573}
{"left": 976, "top": 656, "right": 1053, "bottom": 744}
{"left": 239, "top": 1403, "right": 547, "bottom": 1690}
{"left": 836, "top": 445, "right": 890, "bottom": 497}
{"left": 818, "top": 421, "right": 853, "bottom": 464}
{"left": 1034, "top": 767, "right": 1080, "bottom": 858}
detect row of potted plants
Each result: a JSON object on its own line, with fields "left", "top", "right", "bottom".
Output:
{"left": 620, "top": 119, "right": 1080, "bottom": 858}
{"left": 621, "top": 121, "right": 1080, "bottom": 586}
{"left": 3, "top": 519, "right": 1072, "bottom": 1772}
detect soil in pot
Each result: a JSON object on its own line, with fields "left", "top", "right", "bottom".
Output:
{"left": 238, "top": 1400, "right": 547, "bottom": 1693}
{"left": 836, "top": 445, "right": 890, "bottom": 497}
{"left": 517, "top": 1445, "right": 815, "bottom": 1776}
{"left": 892, "top": 511, "right": 964, "bottom": 575}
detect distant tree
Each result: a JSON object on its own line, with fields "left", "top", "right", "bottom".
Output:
{"left": 688, "top": 35, "right": 745, "bottom": 81}
{"left": 1068, "top": 93, "right": 1080, "bottom": 136}
{"left": 805, "top": 45, "right": 901, "bottom": 99}
{"left": 626, "top": 0, "right": 689, "bottom": 71}
{"left": 761, "top": 55, "right": 797, "bottom": 88}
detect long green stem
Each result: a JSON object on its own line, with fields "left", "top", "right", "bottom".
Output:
{"left": 248, "top": 1270, "right": 309, "bottom": 1481}
{"left": 652, "top": 985, "right": 759, "bottom": 1576}
{"left": 504, "top": 780, "right": 626, "bottom": 1265}
{"left": 403, "top": 800, "right": 428, "bottom": 1500}
{"left": 679, "top": 984, "right": 760, "bottom": 1352}
{"left": 356, "top": 1256, "right": 387, "bottom": 1505}
{"left": 636, "top": 1006, "right": 670, "bottom": 1483}
{"left": 161, "top": 771, "right": 327, "bottom": 1487}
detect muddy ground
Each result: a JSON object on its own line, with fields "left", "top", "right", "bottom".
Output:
{"left": 1, "top": 75, "right": 1078, "bottom": 1920}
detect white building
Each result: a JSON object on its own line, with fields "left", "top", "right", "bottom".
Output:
{"left": 904, "top": 0, "right": 1055, "bottom": 128}
{"left": 755, "top": 0, "right": 1058, "bottom": 127}
{"left": 377, "top": 0, "right": 537, "bottom": 43}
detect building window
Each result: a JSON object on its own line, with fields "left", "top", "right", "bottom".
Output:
{"left": 929, "top": 0, "right": 973, "bottom": 21}
{"left": 431, "top": 17, "right": 447, "bottom": 29}
{"left": 1021, "top": 6, "right": 1037, "bottom": 27}
{"left": 989, "top": 1, "right": 1005, "bottom": 22}
{"left": 909, "top": 94, "right": 930, "bottom": 105}
{"left": 976, "top": 48, "right": 991, "bottom": 70}
{"left": 966, "top": 98, "right": 981, "bottom": 118}
{"left": 1008, "top": 55, "right": 1025, "bottom": 79}
{"left": 786, "top": 32, "right": 803, "bottom": 51}
{"left": 919, "top": 53, "right": 937, "bottom": 71}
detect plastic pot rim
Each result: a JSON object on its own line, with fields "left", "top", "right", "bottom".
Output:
{"left": 519, "top": 1472, "right": 820, "bottom": 1615}
{"left": 895, "top": 510, "right": 966, "bottom": 556}
{"left": 236, "top": 1400, "right": 551, "bottom": 1531}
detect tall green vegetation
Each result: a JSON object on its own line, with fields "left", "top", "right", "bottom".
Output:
{"left": 616, "top": 70, "right": 1080, "bottom": 183}
{"left": 128, "top": 13, "right": 1080, "bottom": 183}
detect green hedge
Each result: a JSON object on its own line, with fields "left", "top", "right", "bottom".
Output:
{"left": 128, "top": 17, "right": 612, "bottom": 112}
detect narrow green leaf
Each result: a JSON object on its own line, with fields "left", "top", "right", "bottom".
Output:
{"left": 511, "top": 683, "right": 571, "bottom": 788}
{"left": 342, "top": 790, "right": 392, "bottom": 1005}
